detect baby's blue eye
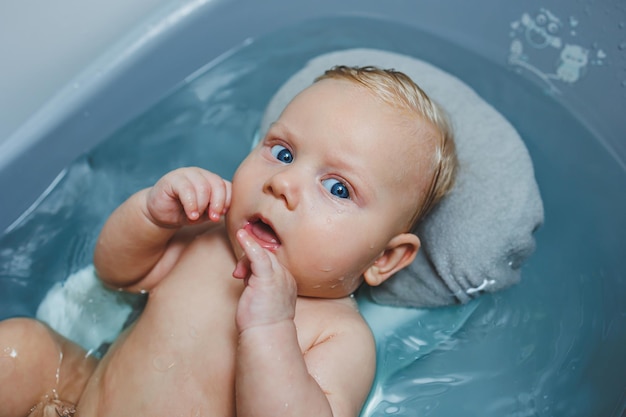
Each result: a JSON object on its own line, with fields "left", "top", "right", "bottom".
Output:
{"left": 271, "top": 145, "right": 293, "bottom": 163}
{"left": 322, "top": 179, "right": 350, "bottom": 199}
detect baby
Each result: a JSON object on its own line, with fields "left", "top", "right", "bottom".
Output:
{"left": 0, "top": 65, "right": 457, "bottom": 417}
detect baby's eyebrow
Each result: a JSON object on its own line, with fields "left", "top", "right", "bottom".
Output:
{"left": 265, "top": 123, "right": 300, "bottom": 149}
{"left": 267, "top": 122, "right": 289, "bottom": 137}
{"left": 267, "top": 121, "right": 281, "bottom": 133}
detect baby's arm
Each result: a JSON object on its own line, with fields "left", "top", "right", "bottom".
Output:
{"left": 233, "top": 230, "right": 376, "bottom": 417}
{"left": 94, "top": 167, "right": 231, "bottom": 292}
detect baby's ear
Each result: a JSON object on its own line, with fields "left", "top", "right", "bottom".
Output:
{"left": 364, "top": 233, "right": 420, "bottom": 287}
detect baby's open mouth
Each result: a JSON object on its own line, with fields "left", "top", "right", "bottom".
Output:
{"left": 244, "top": 218, "right": 281, "bottom": 251}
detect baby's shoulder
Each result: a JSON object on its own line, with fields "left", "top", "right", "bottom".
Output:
{"left": 295, "top": 297, "right": 376, "bottom": 388}
{"left": 295, "top": 297, "right": 374, "bottom": 347}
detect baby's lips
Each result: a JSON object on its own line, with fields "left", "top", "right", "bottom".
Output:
{"left": 244, "top": 220, "right": 281, "bottom": 251}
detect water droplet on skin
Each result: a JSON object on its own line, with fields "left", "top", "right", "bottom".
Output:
{"left": 153, "top": 353, "right": 177, "bottom": 371}
{"left": 188, "top": 326, "right": 199, "bottom": 338}
{"left": 1, "top": 347, "right": 19, "bottom": 376}
{"left": 619, "top": 42, "right": 626, "bottom": 51}
{"left": 0, "top": 356, "right": 16, "bottom": 378}
{"left": 3, "top": 347, "right": 17, "bottom": 358}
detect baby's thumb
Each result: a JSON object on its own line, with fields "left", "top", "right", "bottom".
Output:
{"left": 232, "top": 255, "right": 251, "bottom": 280}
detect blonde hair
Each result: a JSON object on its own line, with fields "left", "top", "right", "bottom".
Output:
{"left": 315, "top": 65, "right": 458, "bottom": 230}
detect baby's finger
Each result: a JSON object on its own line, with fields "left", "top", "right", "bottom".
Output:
{"left": 224, "top": 181, "right": 232, "bottom": 214}
{"left": 235, "top": 229, "right": 274, "bottom": 278}
{"left": 183, "top": 169, "right": 212, "bottom": 220}
{"left": 232, "top": 254, "right": 250, "bottom": 280}
{"left": 217, "top": 180, "right": 232, "bottom": 216}
{"left": 205, "top": 176, "right": 229, "bottom": 222}
{"left": 168, "top": 172, "right": 202, "bottom": 221}
{"left": 233, "top": 255, "right": 251, "bottom": 286}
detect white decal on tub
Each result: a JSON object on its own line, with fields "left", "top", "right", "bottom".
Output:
{"left": 555, "top": 44, "right": 589, "bottom": 83}
{"left": 508, "top": 8, "right": 606, "bottom": 93}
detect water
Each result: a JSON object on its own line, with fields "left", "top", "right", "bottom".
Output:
{"left": 1, "top": 16, "right": 625, "bottom": 417}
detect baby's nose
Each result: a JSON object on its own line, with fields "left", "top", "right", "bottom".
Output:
{"left": 264, "top": 169, "right": 300, "bottom": 210}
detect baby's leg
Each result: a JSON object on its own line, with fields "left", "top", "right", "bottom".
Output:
{"left": 0, "top": 317, "right": 97, "bottom": 417}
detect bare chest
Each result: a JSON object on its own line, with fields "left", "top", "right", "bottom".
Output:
{"left": 78, "top": 231, "right": 331, "bottom": 416}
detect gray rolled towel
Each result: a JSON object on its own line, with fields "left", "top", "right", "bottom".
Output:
{"left": 259, "top": 48, "right": 544, "bottom": 308}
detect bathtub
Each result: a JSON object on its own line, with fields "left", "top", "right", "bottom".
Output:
{"left": 1, "top": 0, "right": 624, "bottom": 416}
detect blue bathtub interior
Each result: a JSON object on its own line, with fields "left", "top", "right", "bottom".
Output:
{"left": 1, "top": 2, "right": 625, "bottom": 416}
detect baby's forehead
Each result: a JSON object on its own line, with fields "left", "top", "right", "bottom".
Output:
{"left": 282, "top": 79, "right": 439, "bottom": 180}
{"left": 374, "top": 126, "right": 438, "bottom": 197}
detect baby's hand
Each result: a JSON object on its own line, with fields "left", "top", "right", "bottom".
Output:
{"left": 146, "top": 167, "right": 231, "bottom": 228}
{"left": 233, "top": 229, "right": 297, "bottom": 332}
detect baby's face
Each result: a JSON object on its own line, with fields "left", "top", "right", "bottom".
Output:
{"left": 227, "top": 79, "right": 437, "bottom": 298}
